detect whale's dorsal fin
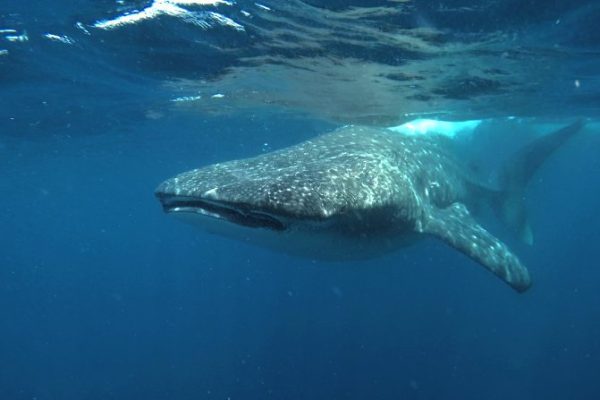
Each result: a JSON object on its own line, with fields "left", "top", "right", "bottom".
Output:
{"left": 420, "top": 203, "right": 531, "bottom": 292}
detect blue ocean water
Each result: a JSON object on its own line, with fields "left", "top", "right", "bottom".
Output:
{"left": 1, "top": 1, "right": 600, "bottom": 399}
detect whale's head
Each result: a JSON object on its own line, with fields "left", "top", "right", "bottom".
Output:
{"left": 155, "top": 168, "right": 293, "bottom": 234}
{"left": 155, "top": 156, "right": 339, "bottom": 235}
{"left": 154, "top": 158, "right": 387, "bottom": 237}
{"left": 155, "top": 160, "right": 344, "bottom": 257}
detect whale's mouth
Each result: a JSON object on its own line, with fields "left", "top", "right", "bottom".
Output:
{"left": 157, "top": 194, "right": 287, "bottom": 231}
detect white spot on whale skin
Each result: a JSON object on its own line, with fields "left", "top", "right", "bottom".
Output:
{"left": 204, "top": 187, "right": 219, "bottom": 198}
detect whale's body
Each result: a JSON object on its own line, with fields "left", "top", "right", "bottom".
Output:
{"left": 155, "top": 122, "right": 584, "bottom": 292}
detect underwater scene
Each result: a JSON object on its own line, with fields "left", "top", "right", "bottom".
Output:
{"left": 1, "top": 1, "right": 600, "bottom": 399}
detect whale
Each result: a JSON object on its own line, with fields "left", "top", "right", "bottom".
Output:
{"left": 155, "top": 121, "right": 584, "bottom": 292}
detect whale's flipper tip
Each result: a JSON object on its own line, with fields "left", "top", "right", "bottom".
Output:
{"left": 422, "top": 203, "right": 531, "bottom": 293}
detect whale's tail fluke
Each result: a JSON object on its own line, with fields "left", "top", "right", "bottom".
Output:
{"left": 495, "top": 120, "right": 586, "bottom": 244}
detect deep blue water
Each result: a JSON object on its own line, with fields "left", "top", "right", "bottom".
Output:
{"left": 2, "top": 1, "right": 600, "bottom": 399}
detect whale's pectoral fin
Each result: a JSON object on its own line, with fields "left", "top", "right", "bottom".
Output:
{"left": 420, "top": 203, "right": 531, "bottom": 292}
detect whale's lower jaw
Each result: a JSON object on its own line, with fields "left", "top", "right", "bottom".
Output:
{"left": 158, "top": 195, "right": 287, "bottom": 231}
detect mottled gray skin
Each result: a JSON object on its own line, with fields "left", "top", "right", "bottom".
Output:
{"left": 155, "top": 122, "right": 584, "bottom": 292}
{"left": 158, "top": 126, "right": 466, "bottom": 220}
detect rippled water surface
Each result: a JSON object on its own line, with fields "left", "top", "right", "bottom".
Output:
{"left": 3, "top": 0, "right": 600, "bottom": 129}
